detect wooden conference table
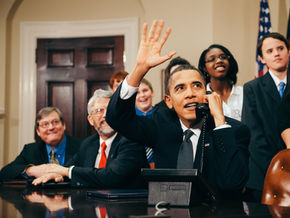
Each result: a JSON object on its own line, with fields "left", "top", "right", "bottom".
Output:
{"left": 0, "top": 185, "right": 288, "bottom": 218}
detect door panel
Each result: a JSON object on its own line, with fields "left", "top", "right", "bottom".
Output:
{"left": 48, "top": 82, "right": 74, "bottom": 136}
{"left": 36, "top": 36, "right": 124, "bottom": 139}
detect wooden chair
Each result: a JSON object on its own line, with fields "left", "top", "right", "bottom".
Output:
{"left": 262, "top": 149, "right": 290, "bottom": 207}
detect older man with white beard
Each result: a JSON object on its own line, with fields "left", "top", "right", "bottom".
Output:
{"left": 32, "top": 89, "right": 148, "bottom": 188}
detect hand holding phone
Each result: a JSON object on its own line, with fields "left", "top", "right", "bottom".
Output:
{"left": 204, "top": 92, "right": 226, "bottom": 127}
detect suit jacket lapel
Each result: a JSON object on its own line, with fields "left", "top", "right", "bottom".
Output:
{"left": 107, "top": 134, "right": 121, "bottom": 163}
{"left": 39, "top": 141, "right": 49, "bottom": 163}
{"left": 262, "top": 72, "right": 281, "bottom": 104}
{"left": 77, "top": 134, "right": 100, "bottom": 167}
{"left": 194, "top": 118, "right": 213, "bottom": 172}
{"left": 88, "top": 138, "right": 101, "bottom": 167}
{"left": 64, "top": 135, "right": 72, "bottom": 164}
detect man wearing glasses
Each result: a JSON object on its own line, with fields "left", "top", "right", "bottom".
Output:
{"left": 31, "top": 89, "right": 148, "bottom": 188}
{"left": 0, "top": 107, "right": 82, "bottom": 180}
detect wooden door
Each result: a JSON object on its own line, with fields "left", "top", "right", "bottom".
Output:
{"left": 36, "top": 36, "right": 124, "bottom": 139}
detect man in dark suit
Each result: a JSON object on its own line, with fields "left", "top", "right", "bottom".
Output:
{"left": 242, "top": 32, "right": 289, "bottom": 202}
{"left": 106, "top": 20, "right": 250, "bottom": 200}
{"left": 32, "top": 89, "right": 148, "bottom": 188}
{"left": 0, "top": 107, "right": 81, "bottom": 180}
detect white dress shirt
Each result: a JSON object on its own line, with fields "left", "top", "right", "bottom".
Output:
{"left": 268, "top": 70, "right": 287, "bottom": 93}
{"left": 206, "top": 83, "right": 243, "bottom": 121}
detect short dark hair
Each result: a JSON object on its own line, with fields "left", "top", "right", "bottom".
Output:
{"left": 35, "top": 107, "right": 64, "bottom": 129}
{"left": 109, "top": 71, "right": 128, "bottom": 88}
{"left": 257, "top": 32, "right": 289, "bottom": 57}
{"left": 165, "top": 64, "right": 206, "bottom": 95}
{"left": 140, "top": 78, "right": 153, "bottom": 91}
{"left": 164, "top": 57, "right": 190, "bottom": 78}
{"left": 198, "top": 44, "right": 239, "bottom": 84}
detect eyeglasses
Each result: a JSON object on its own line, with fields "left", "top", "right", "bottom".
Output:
{"left": 205, "top": 54, "right": 230, "bottom": 63}
{"left": 38, "top": 119, "right": 61, "bottom": 129}
{"left": 91, "top": 108, "right": 106, "bottom": 117}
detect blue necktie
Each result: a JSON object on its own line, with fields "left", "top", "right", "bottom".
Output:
{"left": 278, "top": 82, "right": 285, "bottom": 98}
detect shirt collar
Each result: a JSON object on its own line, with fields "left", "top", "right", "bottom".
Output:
{"left": 206, "top": 83, "right": 237, "bottom": 96}
{"left": 46, "top": 134, "right": 67, "bottom": 155}
{"left": 179, "top": 119, "right": 203, "bottom": 136}
{"left": 99, "top": 132, "right": 118, "bottom": 151}
{"left": 268, "top": 70, "right": 287, "bottom": 87}
{"left": 135, "top": 106, "right": 154, "bottom": 116}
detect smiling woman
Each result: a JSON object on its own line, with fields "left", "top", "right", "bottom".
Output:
{"left": 198, "top": 44, "right": 243, "bottom": 121}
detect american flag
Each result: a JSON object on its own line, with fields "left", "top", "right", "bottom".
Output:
{"left": 256, "top": 0, "right": 272, "bottom": 77}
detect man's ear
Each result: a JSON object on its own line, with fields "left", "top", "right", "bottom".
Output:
{"left": 164, "top": 95, "right": 173, "bottom": 109}
{"left": 63, "top": 123, "right": 66, "bottom": 131}
{"left": 87, "top": 115, "right": 94, "bottom": 126}
{"left": 36, "top": 128, "right": 41, "bottom": 137}
{"left": 259, "top": 55, "right": 266, "bottom": 64}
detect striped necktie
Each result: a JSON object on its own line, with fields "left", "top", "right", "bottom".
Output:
{"left": 145, "top": 146, "right": 155, "bottom": 168}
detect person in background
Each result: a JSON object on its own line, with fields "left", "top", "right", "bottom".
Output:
{"left": 106, "top": 20, "right": 250, "bottom": 200}
{"left": 198, "top": 44, "right": 242, "bottom": 121}
{"left": 0, "top": 107, "right": 81, "bottom": 180}
{"left": 32, "top": 89, "right": 148, "bottom": 188}
{"left": 242, "top": 32, "right": 289, "bottom": 202}
{"left": 109, "top": 71, "right": 128, "bottom": 93}
{"left": 135, "top": 78, "right": 155, "bottom": 168}
{"left": 135, "top": 78, "right": 155, "bottom": 116}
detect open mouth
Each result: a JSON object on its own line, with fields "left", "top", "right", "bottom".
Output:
{"left": 184, "top": 102, "right": 197, "bottom": 108}
{"left": 139, "top": 98, "right": 148, "bottom": 103}
{"left": 214, "top": 64, "right": 226, "bottom": 71}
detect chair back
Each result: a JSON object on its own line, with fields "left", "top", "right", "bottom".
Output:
{"left": 262, "top": 149, "right": 290, "bottom": 206}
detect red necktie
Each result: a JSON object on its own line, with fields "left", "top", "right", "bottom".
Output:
{"left": 98, "top": 142, "right": 107, "bottom": 168}
{"left": 99, "top": 207, "right": 107, "bottom": 218}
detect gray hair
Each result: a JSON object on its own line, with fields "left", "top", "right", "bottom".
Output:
{"left": 87, "top": 89, "right": 112, "bottom": 115}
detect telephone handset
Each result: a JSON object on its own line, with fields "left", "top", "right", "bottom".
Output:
{"left": 196, "top": 103, "right": 210, "bottom": 119}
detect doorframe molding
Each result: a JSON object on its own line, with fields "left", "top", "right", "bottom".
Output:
{"left": 19, "top": 18, "right": 138, "bottom": 150}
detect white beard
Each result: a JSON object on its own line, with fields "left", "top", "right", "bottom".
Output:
{"left": 97, "top": 124, "right": 116, "bottom": 138}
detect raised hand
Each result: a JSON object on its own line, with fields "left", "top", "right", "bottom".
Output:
{"left": 128, "top": 20, "right": 176, "bottom": 87}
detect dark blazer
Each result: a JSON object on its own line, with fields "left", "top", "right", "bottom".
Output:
{"left": 106, "top": 85, "right": 250, "bottom": 199}
{"left": 0, "top": 135, "right": 81, "bottom": 180}
{"left": 67, "top": 133, "right": 148, "bottom": 188}
{"left": 242, "top": 72, "right": 286, "bottom": 192}
{"left": 278, "top": 77, "right": 290, "bottom": 134}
